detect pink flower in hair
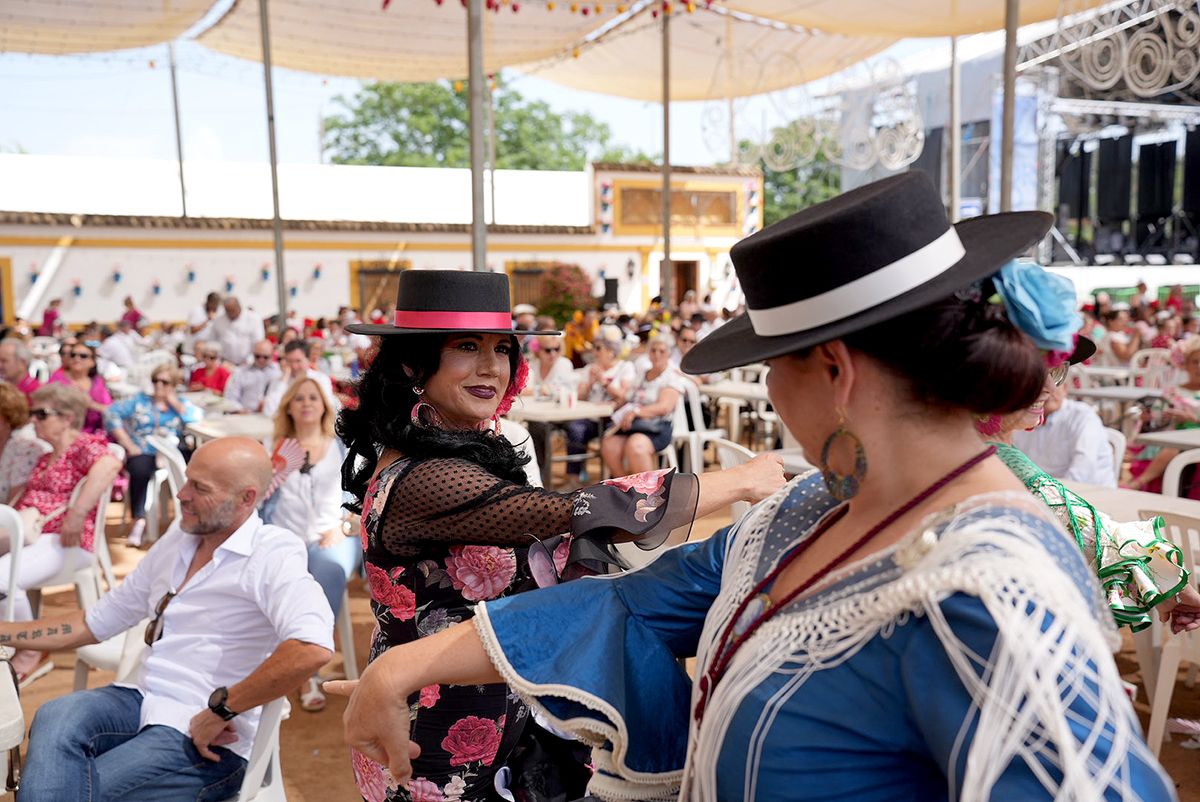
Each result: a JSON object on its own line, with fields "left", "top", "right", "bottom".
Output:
{"left": 975, "top": 414, "right": 1004, "bottom": 438}
{"left": 494, "top": 355, "right": 528, "bottom": 418}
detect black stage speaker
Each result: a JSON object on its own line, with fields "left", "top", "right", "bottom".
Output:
{"left": 602, "top": 278, "right": 619, "bottom": 307}
{"left": 1058, "top": 145, "right": 1091, "bottom": 220}
{"left": 1184, "top": 128, "right": 1200, "bottom": 219}
{"left": 1097, "top": 135, "right": 1133, "bottom": 223}
{"left": 1137, "top": 141, "right": 1176, "bottom": 221}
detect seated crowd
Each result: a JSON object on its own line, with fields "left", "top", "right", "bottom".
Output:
{"left": 0, "top": 271, "right": 1195, "bottom": 800}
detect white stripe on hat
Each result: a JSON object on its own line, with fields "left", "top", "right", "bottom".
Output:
{"left": 745, "top": 227, "right": 967, "bottom": 337}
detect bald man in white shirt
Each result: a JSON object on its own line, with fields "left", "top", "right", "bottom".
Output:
{"left": 15, "top": 437, "right": 334, "bottom": 802}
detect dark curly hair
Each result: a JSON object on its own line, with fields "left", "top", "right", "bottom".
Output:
{"left": 338, "top": 333, "right": 529, "bottom": 513}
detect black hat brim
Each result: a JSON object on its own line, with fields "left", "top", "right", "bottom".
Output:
{"left": 1069, "top": 335, "right": 1096, "bottom": 365}
{"left": 681, "top": 210, "right": 1053, "bottom": 374}
{"left": 345, "top": 324, "right": 560, "bottom": 337}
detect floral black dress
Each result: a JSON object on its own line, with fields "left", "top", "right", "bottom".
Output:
{"left": 352, "top": 457, "right": 698, "bottom": 802}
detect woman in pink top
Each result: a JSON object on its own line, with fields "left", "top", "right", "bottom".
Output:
{"left": 47, "top": 341, "right": 112, "bottom": 435}
{"left": 6, "top": 384, "right": 121, "bottom": 684}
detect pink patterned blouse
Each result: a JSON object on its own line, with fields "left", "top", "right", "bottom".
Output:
{"left": 15, "top": 432, "right": 111, "bottom": 552}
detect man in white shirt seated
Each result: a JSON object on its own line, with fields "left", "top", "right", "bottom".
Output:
{"left": 261, "top": 339, "right": 336, "bottom": 417}
{"left": 1013, "top": 379, "right": 1117, "bottom": 487}
{"left": 186, "top": 292, "right": 222, "bottom": 354}
{"left": 96, "top": 320, "right": 143, "bottom": 370}
{"left": 223, "top": 340, "right": 282, "bottom": 413}
{"left": 210, "top": 297, "right": 265, "bottom": 367}
{"left": 14, "top": 437, "right": 334, "bottom": 802}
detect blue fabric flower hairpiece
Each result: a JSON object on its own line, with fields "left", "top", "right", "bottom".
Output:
{"left": 991, "top": 260, "right": 1081, "bottom": 353}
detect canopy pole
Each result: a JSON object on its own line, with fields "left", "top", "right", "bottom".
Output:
{"left": 468, "top": 0, "right": 487, "bottom": 270}
{"left": 1000, "top": 0, "right": 1019, "bottom": 212}
{"left": 948, "top": 36, "right": 961, "bottom": 222}
{"left": 257, "top": 0, "right": 288, "bottom": 325}
{"left": 168, "top": 43, "right": 187, "bottom": 218}
{"left": 487, "top": 79, "right": 497, "bottom": 225}
{"left": 661, "top": 8, "right": 673, "bottom": 308}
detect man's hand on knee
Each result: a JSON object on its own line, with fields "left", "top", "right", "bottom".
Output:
{"left": 188, "top": 709, "right": 238, "bottom": 761}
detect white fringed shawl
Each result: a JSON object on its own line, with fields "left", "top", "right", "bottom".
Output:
{"left": 681, "top": 484, "right": 1161, "bottom": 802}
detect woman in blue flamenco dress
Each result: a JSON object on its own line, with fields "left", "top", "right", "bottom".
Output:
{"left": 330, "top": 174, "right": 1178, "bottom": 801}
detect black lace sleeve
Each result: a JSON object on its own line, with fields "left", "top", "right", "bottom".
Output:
{"left": 374, "top": 458, "right": 699, "bottom": 568}
{"left": 377, "top": 457, "right": 576, "bottom": 552}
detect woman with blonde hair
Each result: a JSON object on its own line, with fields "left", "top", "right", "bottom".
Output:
{"left": 261, "top": 377, "right": 360, "bottom": 712}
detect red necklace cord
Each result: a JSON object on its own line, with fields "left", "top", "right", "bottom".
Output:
{"left": 693, "top": 445, "right": 997, "bottom": 724}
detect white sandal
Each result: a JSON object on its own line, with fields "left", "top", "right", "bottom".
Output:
{"left": 300, "top": 676, "right": 326, "bottom": 713}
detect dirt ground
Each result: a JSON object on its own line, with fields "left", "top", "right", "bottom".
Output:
{"left": 15, "top": 504, "right": 1200, "bottom": 801}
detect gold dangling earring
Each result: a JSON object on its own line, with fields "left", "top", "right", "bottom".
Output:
{"left": 818, "top": 408, "right": 868, "bottom": 501}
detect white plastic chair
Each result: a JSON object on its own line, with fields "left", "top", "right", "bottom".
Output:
{"left": 0, "top": 507, "right": 25, "bottom": 623}
{"left": 712, "top": 438, "right": 755, "bottom": 521}
{"left": 672, "top": 379, "right": 726, "bottom": 474}
{"left": 1162, "top": 449, "right": 1200, "bottom": 499}
{"left": 1131, "top": 348, "right": 1176, "bottom": 389}
{"left": 26, "top": 360, "right": 49, "bottom": 384}
{"left": 1136, "top": 510, "right": 1200, "bottom": 757}
{"left": 336, "top": 588, "right": 360, "bottom": 682}
{"left": 144, "top": 435, "right": 189, "bottom": 542}
{"left": 1103, "top": 428, "right": 1126, "bottom": 486}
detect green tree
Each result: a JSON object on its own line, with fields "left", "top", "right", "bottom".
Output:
{"left": 324, "top": 80, "right": 653, "bottom": 170}
{"left": 747, "top": 123, "right": 840, "bottom": 226}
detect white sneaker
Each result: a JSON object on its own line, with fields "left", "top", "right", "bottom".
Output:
{"left": 127, "top": 519, "right": 146, "bottom": 548}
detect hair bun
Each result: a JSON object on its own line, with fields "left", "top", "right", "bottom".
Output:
{"left": 844, "top": 293, "right": 1045, "bottom": 415}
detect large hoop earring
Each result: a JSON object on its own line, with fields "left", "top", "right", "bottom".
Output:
{"left": 410, "top": 386, "right": 444, "bottom": 427}
{"left": 819, "top": 415, "right": 867, "bottom": 502}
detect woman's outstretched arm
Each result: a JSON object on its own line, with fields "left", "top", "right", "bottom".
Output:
{"left": 325, "top": 621, "right": 500, "bottom": 786}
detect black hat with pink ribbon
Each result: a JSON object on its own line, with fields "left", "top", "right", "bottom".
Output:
{"left": 345, "top": 270, "right": 560, "bottom": 337}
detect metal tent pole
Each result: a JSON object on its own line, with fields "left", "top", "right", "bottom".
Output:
{"left": 168, "top": 43, "right": 188, "bottom": 217}
{"left": 948, "top": 36, "right": 961, "bottom": 222}
{"left": 661, "top": 8, "right": 673, "bottom": 307}
{"left": 257, "top": 0, "right": 288, "bottom": 325}
{"left": 1000, "top": 0, "right": 1019, "bottom": 212}
{"left": 468, "top": 0, "right": 487, "bottom": 270}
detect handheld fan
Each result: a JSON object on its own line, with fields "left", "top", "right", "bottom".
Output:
{"left": 265, "top": 438, "right": 307, "bottom": 499}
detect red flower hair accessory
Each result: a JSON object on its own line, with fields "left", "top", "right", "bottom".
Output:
{"left": 494, "top": 354, "right": 528, "bottom": 418}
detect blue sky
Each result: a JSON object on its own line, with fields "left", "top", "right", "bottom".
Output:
{"left": 0, "top": 31, "right": 929, "bottom": 168}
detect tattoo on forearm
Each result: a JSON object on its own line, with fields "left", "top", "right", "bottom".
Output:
{"left": 61, "top": 624, "right": 72, "bottom": 634}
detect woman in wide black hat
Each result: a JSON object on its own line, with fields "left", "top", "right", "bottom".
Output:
{"left": 336, "top": 270, "right": 784, "bottom": 802}
{"left": 332, "top": 177, "right": 1174, "bottom": 801}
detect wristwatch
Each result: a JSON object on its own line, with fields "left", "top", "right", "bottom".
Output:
{"left": 207, "top": 686, "right": 238, "bottom": 721}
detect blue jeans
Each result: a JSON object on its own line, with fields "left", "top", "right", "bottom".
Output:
{"left": 307, "top": 536, "right": 361, "bottom": 617}
{"left": 20, "top": 685, "right": 246, "bottom": 802}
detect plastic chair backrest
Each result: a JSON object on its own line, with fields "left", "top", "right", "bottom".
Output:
{"left": 231, "top": 697, "right": 290, "bottom": 801}
{"left": 712, "top": 438, "right": 755, "bottom": 521}
{"left": 679, "top": 378, "right": 710, "bottom": 434}
{"left": 1162, "top": 450, "right": 1200, "bottom": 499}
{"left": 1103, "top": 428, "right": 1126, "bottom": 486}
{"left": 139, "top": 350, "right": 176, "bottom": 369}
{"left": 0, "top": 506, "right": 23, "bottom": 622}
{"left": 146, "top": 434, "right": 188, "bottom": 505}
{"left": 27, "top": 360, "right": 49, "bottom": 383}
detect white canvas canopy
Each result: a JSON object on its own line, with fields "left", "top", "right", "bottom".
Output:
{"left": 0, "top": 0, "right": 213, "bottom": 54}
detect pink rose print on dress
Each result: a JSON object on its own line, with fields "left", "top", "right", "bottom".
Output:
{"left": 408, "top": 777, "right": 444, "bottom": 802}
{"left": 366, "top": 562, "right": 417, "bottom": 620}
{"left": 445, "top": 546, "right": 517, "bottom": 601}
{"left": 603, "top": 469, "right": 669, "bottom": 496}
{"left": 352, "top": 749, "right": 393, "bottom": 802}
{"left": 443, "top": 775, "right": 467, "bottom": 801}
{"left": 441, "top": 715, "right": 504, "bottom": 767}
{"left": 420, "top": 683, "right": 442, "bottom": 708}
